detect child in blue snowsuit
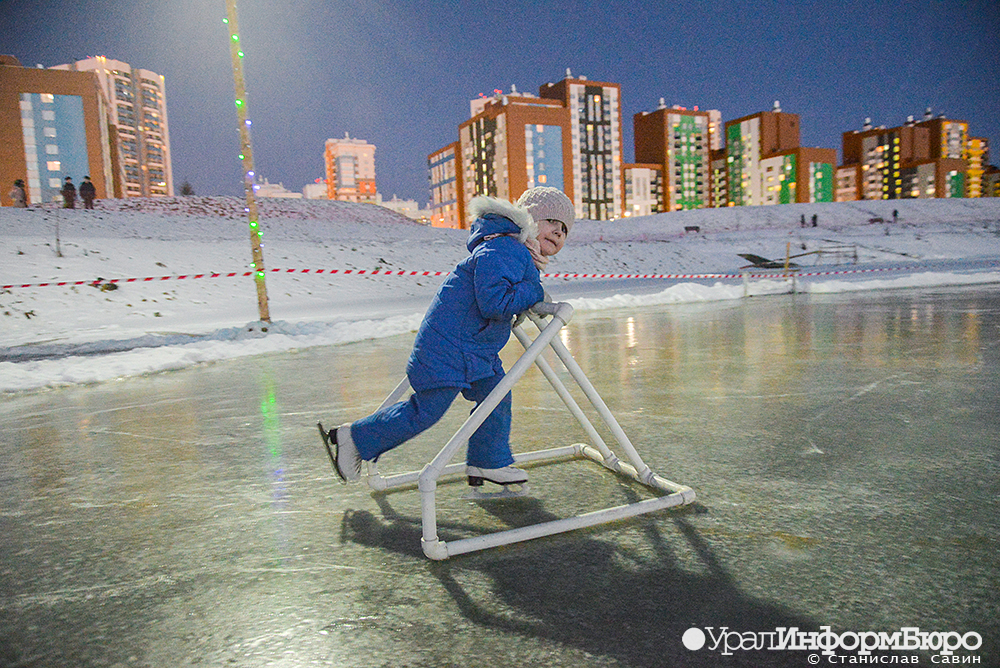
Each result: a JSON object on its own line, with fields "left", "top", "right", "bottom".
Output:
{"left": 322, "top": 187, "right": 575, "bottom": 487}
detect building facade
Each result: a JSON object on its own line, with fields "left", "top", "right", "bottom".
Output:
{"left": 457, "top": 91, "right": 572, "bottom": 220}
{"left": 710, "top": 149, "right": 728, "bottom": 207}
{"left": 1, "top": 55, "right": 117, "bottom": 206}
{"left": 982, "top": 166, "right": 1000, "bottom": 198}
{"left": 324, "top": 133, "right": 376, "bottom": 202}
{"left": 839, "top": 111, "right": 974, "bottom": 200}
{"left": 726, "top": 103, "right": 799, "bottom": 206}
{"left": 54, "top": 57, "right": 172, "bottom": 197}
{"left": 622, "top": 164, "right": 662, "bottom": 217}
{"left": 965, "top": 136, "right": 987, "bottom": 198}
{"left": 725, "top": 103, "right": 836, "bottom": 206}
{"left": 538, "top": 72, "right": 623, "bottom": 221}
{"left": 634, "top": 102, "right": 715, "bottom": 211}
{"left": 428, "top": 142, "right": 463, "bottom": 228}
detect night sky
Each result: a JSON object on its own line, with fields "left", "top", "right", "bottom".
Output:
{"left": 2, "top": 0, "right": 997, "bottom": 204}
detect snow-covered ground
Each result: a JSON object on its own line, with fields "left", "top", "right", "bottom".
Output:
{"left": 2, "top": 196, "right": 999, "bottom": 393}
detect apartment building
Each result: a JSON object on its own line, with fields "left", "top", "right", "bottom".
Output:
{"left": 0, "top": 55, "right": 117, "bottom": 206}
{"left": 839, "top": 111, "right": 972, "bottom": 200}
{"left": 983, "top": 167, "right": 1000, "bottom": 198}
{"left": 457, "top": 90, "right": 571, "bottom": 215}
{"left": 54, "top": 57, "right": 172, "bottom": 197}
{"left": 725, "top": 102, "right": 836, "bottom": 206}
{"left": 324, "top": 133, "right": 376, "bottom": 202}
{"left": 634, "top": 101, "right": 715, "bottom": 211}
{"left": 428, "top": 142, "right": 462, "bottom": 228}
{"left": 966, "top": 136, "right": 987, "bottom": 198}
{"left": 710, "top": 149, "right": 729, "bottom": 207}
{"left": 538, "top": 71, "right": 623, "bottom": 221}
{"left": 621, "top": 164, "right": 662, "bottom": 217}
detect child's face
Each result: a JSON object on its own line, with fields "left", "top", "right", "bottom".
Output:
{"left": 536, "top": 219, "right": 568, "bottom": 256}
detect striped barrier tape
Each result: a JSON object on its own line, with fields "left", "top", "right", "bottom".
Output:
{"left": 0, "top": 264, "right": 932, "bottom": 290}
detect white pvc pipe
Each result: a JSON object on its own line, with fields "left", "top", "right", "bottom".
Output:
{"left": 430, "top": 491, "right": 692, "bottom": 560}
{"left": 511, "top": 324, "right": 616, "bottom": 462}
{"left": 419, "top": 303, "right": 573, "bottom": 549}
{"left": 377, "top": 376, "right": 412, "bottom": 410}
{"left": 359, "top": 301, "right": 696, "bottom": 560}
{"left": 528, "top": 312, "right": 654, "bottom": 482}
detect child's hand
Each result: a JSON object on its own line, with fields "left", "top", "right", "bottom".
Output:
{"left": 525, "top": 237, "right": 549, "bottom": 271}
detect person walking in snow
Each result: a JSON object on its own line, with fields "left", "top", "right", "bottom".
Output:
{"left": 61, "top": 177, "right": 76, "bottom": 209}
{"left": 9, "top": 179, "right": 27, "bottom": 207}
{"left": 79, "top": 176, "right": 96, "bottom": 209}
{"left": 320, "top": 186, "right": 574, "bottom": 488}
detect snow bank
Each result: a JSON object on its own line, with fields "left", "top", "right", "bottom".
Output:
{"left": 2, "top": 197, "right": 999, "bottom": 392}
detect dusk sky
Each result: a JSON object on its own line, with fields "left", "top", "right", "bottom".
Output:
{"left": 2, "top": 0, "right": 997, "bottom": 205}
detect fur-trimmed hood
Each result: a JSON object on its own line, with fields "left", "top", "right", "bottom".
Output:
{"left": 466, "top": 196, "right": 537, "bottom": 247}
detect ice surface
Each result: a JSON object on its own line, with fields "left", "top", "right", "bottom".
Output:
{"left": 1, "top": 285, "right": 996, "bottom": 666}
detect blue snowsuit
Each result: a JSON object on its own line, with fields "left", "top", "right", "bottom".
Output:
{"left": 350, "top": 199, "right": 544, "bottom": 468}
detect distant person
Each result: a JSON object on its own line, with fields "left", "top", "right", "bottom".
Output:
{"left": 892, "top": 209, "right": 898, "bottom": 224}
{"left": 79, "top": 176, "right": 96, "bottom": 209}
{"left": 9, "top": 179, "right": 27, "bottom": 207}
{"left": 319, "top": 187, "right": 575, "bottom": 489}
{"left": 811, "top": 214, "right": 818, "bottom": 228}
{"left": 61, "top": 177, "right": 77, "bottom": 209}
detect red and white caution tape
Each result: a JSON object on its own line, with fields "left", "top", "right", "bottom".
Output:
{"left": 1, "top": 265, "right": 926, "bottom": 290}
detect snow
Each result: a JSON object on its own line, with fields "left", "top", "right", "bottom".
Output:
{"left": 2, "top": 196, "right": 999, "bottom": 393}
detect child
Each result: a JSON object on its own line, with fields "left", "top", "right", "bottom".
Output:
{"left": 321, "top": 186, "right": 574, "bottom": 487}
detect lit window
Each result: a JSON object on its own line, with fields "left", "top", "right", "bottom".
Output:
{"left": 41, "top": 93, "right": 54, "bottom": 104}
{"left": 46, "top": 161, "right": 61, "bottom": 171}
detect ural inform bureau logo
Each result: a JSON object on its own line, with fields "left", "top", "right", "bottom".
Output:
{"left": 681, "top": 626, "right": 983, "bottom": 662}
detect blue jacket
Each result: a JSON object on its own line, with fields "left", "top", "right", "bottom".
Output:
{"left": 407, "top": 197, "right": 543, "bottom": 391}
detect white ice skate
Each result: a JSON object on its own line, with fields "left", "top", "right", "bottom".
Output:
{"left": 463, "top": 465, "right": 530, "bottom": 500}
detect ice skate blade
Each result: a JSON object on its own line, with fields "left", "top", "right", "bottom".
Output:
{"left": 463, "top": 484, "right": 530, "bottom": 501}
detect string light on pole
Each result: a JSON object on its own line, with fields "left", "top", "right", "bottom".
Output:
{"left": 223, "top": 1, "right": 270, "bottom": 323}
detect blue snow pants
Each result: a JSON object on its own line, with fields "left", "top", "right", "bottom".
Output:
{"left": 349, "top": 370, "right": 514, "bottom": 470}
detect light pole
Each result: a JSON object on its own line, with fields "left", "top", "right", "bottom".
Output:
{"left": 224, "top": 0, "right": 270, "bottom": 323}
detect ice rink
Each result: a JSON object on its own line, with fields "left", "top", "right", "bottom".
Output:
{"left": 2, "top": 285, "right": 998, "bottom": 667}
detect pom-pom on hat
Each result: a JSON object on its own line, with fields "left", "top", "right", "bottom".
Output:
{"left": 516, "top": 187, "right": 575, "bottom": 234}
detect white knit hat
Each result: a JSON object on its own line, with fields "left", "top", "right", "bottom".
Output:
{"left": 516, "top": 187, "right": 575, "bottom": 233}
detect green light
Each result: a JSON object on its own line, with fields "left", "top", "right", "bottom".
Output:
{"left": 239, "top": 153, "right": 245, "bottom": 160}
{"left": 249, "top": 220, "right": 258, "bottom": 228}
{"left": 256, "top": 271, "right": 265, "bottom": 278}
{"left": 232, "top": 34, "right": 239, "bottom": 41}
{"left": 238, "top": 50, "right": 244, "bottom": 58}
{"left": 223, "top": 18, "right": 229, "bottom": 24}
{"left": 235, "top": 99, "right": 243, "bottom": 107}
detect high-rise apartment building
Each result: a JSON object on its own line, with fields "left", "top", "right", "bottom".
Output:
{"left": 1, "top": 55, "right": 117, "bottom": 206}
{"left": 634, "top": 101, "right": 715, "bottom": 211}
{"left": 457, "top": 90, "right": 571, "bottom": 216}
{"left": 54, "top": 57, "right": 173, "bottom": 197}
{"left": 428, "top": 142, "right": 462, "bottom": 228}
{"left": 430, "top": 73, "right": 626, "bottom": 223}
{"left": 965, "top": 136, "right": 987, "bottom": 198}
{"left": 324, "top": 133, "right": 376, "bottom": 202}
{"left": 726, "top": 102, "right": 835, "bottom": 206}
{"left": 839, "top": 110, "right": 971, "bottom": 200}
{"left": 710, "top": 149, "right": 729, "bottom": 207}
{"left": 538, "top": 71, "right": 623, "bottom": 221}
{"left": 983, "top": 166, "right": 1000, "bottom": 198}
